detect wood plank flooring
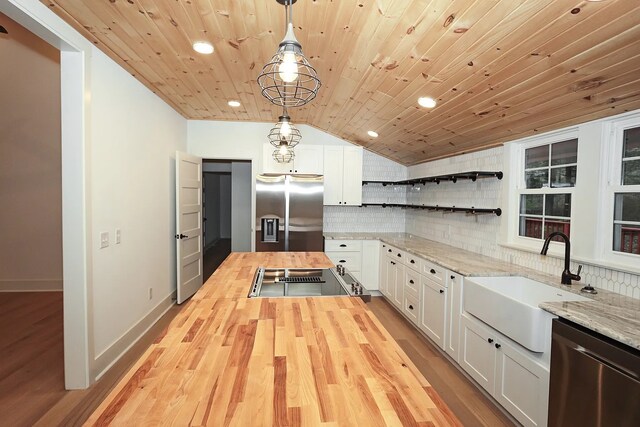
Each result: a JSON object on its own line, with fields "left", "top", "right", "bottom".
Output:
{"left": 84, "top": 252, "right": 464, "bottom": 426}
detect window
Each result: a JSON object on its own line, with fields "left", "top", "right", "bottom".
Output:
{"left": 519, "top": 139, "right": 577, "bottom": 241}
{"left": 613, "top": 126, "right": 640, "bottom": 255}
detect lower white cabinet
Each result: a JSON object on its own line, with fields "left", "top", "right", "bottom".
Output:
{"left": 379, "top": 243, "right": 390, "bottom": 297}
{"left": 361, "top": 240, "right": 380, "bottom": 290}
{"left": 388, "top": 256, "right": 404, "bottom": 310}
{"left": 445, "top": 273, "right": 463, "bottom": 362}
{"left": 461, "top": 314, "right": 550, "bottom": 427}
{"left": 419, "top": 276, "right": 447, "bottom": 350}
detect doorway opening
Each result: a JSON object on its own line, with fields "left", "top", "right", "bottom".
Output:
{"left": 202, "top": 160, "right": 251, "bottom": 282}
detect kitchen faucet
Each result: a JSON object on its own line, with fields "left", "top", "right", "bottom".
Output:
{"left": 540, "top": 231, "right": 582, "bottom": 285}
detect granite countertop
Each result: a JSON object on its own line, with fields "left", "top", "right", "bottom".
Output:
{"left": 324, "top": 232, "right": 640, "bottom": 350}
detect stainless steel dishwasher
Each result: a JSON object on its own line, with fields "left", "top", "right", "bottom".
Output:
{"left": 548, "top": 319, "right": 640, "bottom": 427}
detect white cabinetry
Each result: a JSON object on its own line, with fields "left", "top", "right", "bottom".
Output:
{"left": 361, "top": 240, "right": 380, "bottom": 290}
{"left": 262, "top": 143, "right": 323, "bottom": 174}
{"left": 445, "top": 273, "right": 463, "bottom": 362}
{"left": 323, "top": 146, "right": 363, "bottom": 206}
{"left": 460, "top": 314, "right": 550, "bottom": 427}
{"left": 379, "top": 243, "right": 390, "bottom": 297}
{"left": 325, "top": 239, "right": 362, "bottom": 279}
{"left": 419, "top": 275, "right": 447, "bottom": 350}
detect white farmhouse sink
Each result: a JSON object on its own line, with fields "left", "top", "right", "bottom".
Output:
{"left": 464, "top": 276, "right": 590, "bottom": 352}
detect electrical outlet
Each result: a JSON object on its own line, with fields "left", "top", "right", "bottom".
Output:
{"left": 148, "top": 288, "right": 153, "bottom": 300}
{"left": 100, "top": 232, "right": 109, "bottom": 249}
{"left": 115, "top": 228, "right": 121, "bottom": 244}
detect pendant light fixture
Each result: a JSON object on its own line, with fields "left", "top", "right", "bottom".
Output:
{"left": 269, "top": 109, "right": 301, "bottom": 163}
{"left": 257, "top": 0, "right": 321, "bottom": 108}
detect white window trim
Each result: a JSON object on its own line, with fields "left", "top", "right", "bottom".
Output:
{"left": 502, "top": 127, "right": 579, "bottom": 258}
{"left": 601, "top": 115, "right": 640, "bottom": 266}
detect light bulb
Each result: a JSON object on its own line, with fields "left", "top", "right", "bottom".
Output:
{"left": 279, "top": 144, "right": 289, "bottom": 155}
{"left": 280, "top": 121, "right": 292, "bottom": 137}
{"left": 278, "top": 52, "right": 299, "bottom": 83}
{"left": 418, "top": 97, "right": 437, "bottom": 108}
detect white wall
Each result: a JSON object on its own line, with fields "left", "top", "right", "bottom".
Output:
{"left": 0, "top": 12, "right": 62, "bottom": 291}
{"left": 89, "top": 47, "right": 187, "bottom": 369}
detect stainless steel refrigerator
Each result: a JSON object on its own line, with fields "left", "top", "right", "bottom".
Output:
{"left": 255, "top": 174, "right": 324, "bottom": 252}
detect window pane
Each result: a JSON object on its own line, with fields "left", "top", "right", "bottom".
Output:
{"left": 623, "top": 127, "right": 640, "bottom": 158}
{"left": 525, "top": 145, "right": 549, "bottom": 169}
{"left": 520, "top": 194, "right": 543, "bottom": 215}
{"left": 551, "top": 139, "right": 578, "bottom": 166}
{"left": 622, "top": 159, "right": 640, "bottom": 185}
{"left": 520, "top": 216, "right": 542, "bottom": 239}
{"left": 613, "top": 224, "right": 640, "bottom": 254}
{"left": 525, "top": 170, "right": 549, "bottom": 188}
{"left": 550, "top": 166, "right": 577, "bottom": 188}
{"left": 614, "top": 193, "right": 640, "bottom": 222}
{"left": 545, "top": 194, "right": 571, "bottom": 217}
{"left": 544, "top": 219, "right": 571, "bottom": 239}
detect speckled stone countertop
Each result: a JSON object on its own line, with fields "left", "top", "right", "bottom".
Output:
{"left": 324, "top": 232, "right": 640, "bottom": 350}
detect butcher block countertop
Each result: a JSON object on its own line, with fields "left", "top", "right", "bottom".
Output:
{"left": 85, "top": 252, "right": 460, "bottom": 426}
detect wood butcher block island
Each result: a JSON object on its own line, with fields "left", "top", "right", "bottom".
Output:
{"left": 85, "top": 253, "right": 461, "bottom": 426}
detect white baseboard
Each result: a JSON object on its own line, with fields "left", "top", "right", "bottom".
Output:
{"left": 92, "top": 291, "right": 176, "bottom": 381}
{"left": 0, "top": 279, "right": 63, "bottom": 292}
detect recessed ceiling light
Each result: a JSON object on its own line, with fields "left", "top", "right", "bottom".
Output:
{"left": 193, "top": 41, "right": 214, "bottom": 54}
{"left": 418, "top": 97, "right": 437, "bottom": 108}
{"left": 228, "top": 100, "right": 241, "bottom": 108}
{"left": 367, "top": 130, "right": 379, "bottom": 138}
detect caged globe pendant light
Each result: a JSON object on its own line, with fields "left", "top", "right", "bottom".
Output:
{"left": 257, "top": 0, "right": 321, "bottom": 108}
{"left": 269, "top": 109, "right": 301, "bottom": 163}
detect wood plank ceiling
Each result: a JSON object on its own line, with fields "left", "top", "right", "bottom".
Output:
{"left": 42, "top": 0, "right": 640, "bottom": 165}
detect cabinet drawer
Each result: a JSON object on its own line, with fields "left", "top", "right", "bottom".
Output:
{"left": 404, "top": 251, "right": 421, "bottom": 272}
{"left": 325, "top": 239, "right": 363, "bottom": 252}
{"left": 384, "top": 245, "right": 403, "bottom": 260}
{"left": 326, "top": 251, "right": 361, "bottom": 271}
{"left": 421, "top": 259, "right": 445, "bottom": 286}
{"left": 404, "top": 293, "right": 419, "bottom": 326}
{"left": 405, "top": 269, "right": 420, "bottom": 298}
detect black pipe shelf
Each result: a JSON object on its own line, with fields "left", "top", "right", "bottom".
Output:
{"left": 362, "top": 171, "right": 503, "bottom": 186}
{"left": 360, "top": 203, "right": 502, "bottom": 217}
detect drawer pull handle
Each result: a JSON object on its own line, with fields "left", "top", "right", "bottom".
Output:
{"left": 450, "top": 275, "right": 455, "bottom": 280}
{"left": 488, "top": 338, "right": 494, "bottom": 344}
{"left": 388, "top": 249, "right": 392, "bottom": 253}
{"left": 397, "top": 253, "right": 401, "bottom": 258}
{"left": 339, "top": 244, "right": 347, "bottom": 247}
{"left": 408, "top": 305, "right": 414, "bottom": 310}
{"left": 495, "top": 343, "right": 501, "bottom": 349}
{"left": 430, "top": 269, "right": 436, "bottom": 274}
{"left": 409, "top": 280, "right": 414, "bottom": 284}
{"left": 439, "top": 289, "right": 444, "bottom": 294}
{"left": 391, "top": 261, "right": 396, "bottom": 265}
{"left": 339, "top": 260, "right": 346, "bottom": 263}
{"left": 410, "top": 260, "right": 415, "bottom": 264}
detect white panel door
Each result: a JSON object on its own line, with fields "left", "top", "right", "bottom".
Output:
{"left": 176, "top": 152, "right": 203, "bottom": 304}
{"left": 419, "top": 276, "right": 447, "bottom": 349}
{"left": 460, "top": 315, "right": 497, "bottom": 394}
{"left": 361, "top": 240, "right": 380, "bottom": 290}
{"left": 342, "top": 146, "right": 363, "bottom": 205}
{"left": 446, "top": 273, "right": 463, "bottom": 362}
{"left": 292, "top": 145, "right": 324, "bottom": 174}
{"left": 323, "top": 146, "right": 344, "bottom": 205}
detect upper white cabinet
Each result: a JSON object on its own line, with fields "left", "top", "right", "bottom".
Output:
{"left": 323, "top": 146, "right": 363, "bottom": 206}
{"left": 262, "top": 143, "right": 323, "bottom": 175}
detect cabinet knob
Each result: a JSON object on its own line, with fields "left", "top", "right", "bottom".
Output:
{"left": 495, "top": 343, "right": 501, "bottom": 349}
{"left": 430, "top": 269, "right": 436, "bottom": 274}
{"left": 388, "top": 249, "right": 392, "bottom": 253}
{"left": 391, "top": 261, "right": 396, "bottom": 265}
{"left": 397, "top": 253, "right": 401, "bottom": 258}
{"left": 408, "top": 305, "right": 414, "bottom": 310}
{"left": 409, "top": 280, "right": 414, "bottom": 284}
{"left": 410, "top": 260, "right": 415, "bottom": 264}
{"left": 439, "top": 289, "right": 444, "bottom": 294}
{"left": 450, "top": 275, "right": 455, "bottom": 280}
{"left": 488, "top": 338, "right": 494, "bottom": 344}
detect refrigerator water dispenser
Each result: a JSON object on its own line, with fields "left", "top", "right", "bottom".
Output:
{"left": 261, "top": 218, "right": 279, "bottom": 243}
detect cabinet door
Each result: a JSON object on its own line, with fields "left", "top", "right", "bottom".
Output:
{"left": 419, "top": 276, "right": 447, "bottom": 349}
{"left": 379, "top": 244, "right": 389, "bottom": 296}
{"left": 361, "top": 240, "right": 380, "bottom": 290}
{"left": 341, "top": 146, "right": 363, "bottom": 206}
{"left": 262, "top": 143, "right": 290, "bottom": 174}
{"left": 323, "top": 146, "right": 344, "bottom": 205}
{"left": 386, "top": 257, "right": 398, "bottom": 303}
{"left": 495, "top": 340, "right": 549, "bottom": 427}
{"left": 291, "top": 145, "right": 323, "bottom": 174}
{"left": 445, "top": 273, "right": 462, "bottom": 362}
{"left": 460, "top": 315, "right": 496, "bottom": 395}
{"left": 392, "top": 263, "right": 405, "bottom": 309}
